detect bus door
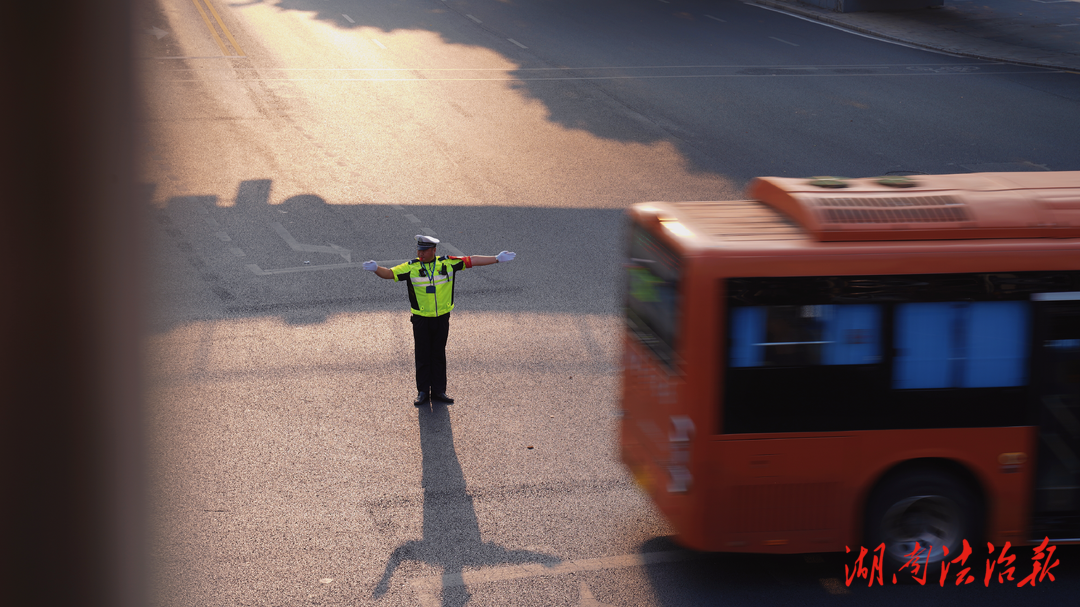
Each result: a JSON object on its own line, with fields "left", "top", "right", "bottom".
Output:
{"left": 1032, "top": 294, "right": 1080, "bottom": 539}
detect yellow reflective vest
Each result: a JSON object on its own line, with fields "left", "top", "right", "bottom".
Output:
{"left": 392, "top": 256, "right": 469, "bottom": 317}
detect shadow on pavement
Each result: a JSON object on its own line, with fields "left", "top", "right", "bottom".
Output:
{"left": 149, "top": 178, "right": 627, "bottom": 332}
{"left": 373, "top": 403, "right": 560, "bottom": 606}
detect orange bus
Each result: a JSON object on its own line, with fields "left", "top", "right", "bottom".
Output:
{"left": 620, "top": 171, "right": 1080, "bottom": 568}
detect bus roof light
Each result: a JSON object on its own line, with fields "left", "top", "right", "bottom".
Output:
{"left": 660, "top": 219, "right": 693, "bottom": 238}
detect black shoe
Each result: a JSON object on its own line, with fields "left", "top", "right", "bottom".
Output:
{"left": 414, "top": 392, "right": 429, "bottom": 406}
{"left": 432, "top": 392, "right": 454, "bottom": 404}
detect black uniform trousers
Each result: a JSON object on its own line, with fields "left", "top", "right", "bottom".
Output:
{"left": 410, "top": 312, "right": 450, "bottom": 394}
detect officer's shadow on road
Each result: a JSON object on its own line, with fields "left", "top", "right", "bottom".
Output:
{"left": 373, "top": 404, "right": 559, "bottom": 606}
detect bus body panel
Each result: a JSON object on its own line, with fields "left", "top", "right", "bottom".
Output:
{"left": 697, "top": 427, "right": 1036, "bottom": 554}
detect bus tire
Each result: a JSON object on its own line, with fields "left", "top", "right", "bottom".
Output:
{"left": 863, "top": 466, "right": 982, "bottom": 571}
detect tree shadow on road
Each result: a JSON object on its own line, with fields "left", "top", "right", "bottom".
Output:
{"left": 372, "top": 403, "right": 560, "bottom": 606}
{"left": 219, "top": 0, "right": 778, "bottom": 181}
{"left": 148, "top": 178, "right": 626, "bottom": 333}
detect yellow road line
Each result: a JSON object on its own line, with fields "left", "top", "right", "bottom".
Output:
{"left": 201, "top": 0, "right": 246, "bottom": 57}
{"left": 191, "top": 0, "right": 228, "bottom": 55}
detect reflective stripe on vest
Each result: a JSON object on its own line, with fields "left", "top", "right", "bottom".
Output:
{"left": 391, "top": 256, "right": 466, "bottom": 317}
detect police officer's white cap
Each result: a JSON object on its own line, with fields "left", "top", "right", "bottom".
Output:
{"left": 416, "top": 235, "right": 440, "bottom": 249}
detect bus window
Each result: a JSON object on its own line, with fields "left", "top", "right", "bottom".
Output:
{"left": 731, "top": 304, "right": 882, "bottom": 368}
{"left": 894, "top": 301, "right": 1030, "bottom": 390}
{"left": 763, "top": 305, "right": 825, "bottom": 366}
{"left": 626, "top": 226, "right": 680, "bottom": 368}
{"left": 893, "top": 302, "right": 955, "bottom": 389}
{"left": 966, "top": 302, "right": 1030, "bottom": 387}
{"left": 722, "top": 275, "right": 1050, "bottom": 434}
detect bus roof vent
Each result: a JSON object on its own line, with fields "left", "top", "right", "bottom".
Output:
{"left": 748, "top": 173, "right": 1080, "bottom": 242}
{"left": 813, "top": 195, "right": 971, "bottom": 224}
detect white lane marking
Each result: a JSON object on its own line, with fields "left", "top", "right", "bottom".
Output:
{"left": 372, "top": 39, "right": 387, "bottom": 49}
{"left": 508, "top": 38, "right": 527, "bottom": 49}
{"left": 1059, "top": 23, "right": 1079, "bottom": 26}
{"left": 342, "top": 14, "right": 355, "bottom": 24}
{"left": 215, "top": 231, "right": 232, "bottom": 242}
{"left": 392, "top": 205, "right": 404, "bottom": 210}
{"left": 230, "top": 247, "right": 246, "bottom": 257}
{"left": 705, "top": 14, "right": 726, "bottom": 22}
{"left": 908, "top": 65, "right": 979, "bottom": 72}
{"left": 440, "top": 243, "right": 464, "bottom": 256}
{"left": 746, "top": 1, "right": 964, "bottom": 57}
{"left": 271, "top": 222, "right": 352, "bottom": 262}
{"left": 410, "top": 551, "right": 688, "bottom": 606}
{"left": 247, "top": 260, "right": 407, "bottom": 275}
{"left": 421, "top": 227, "right": 438, "bottom": 236}
{"left": 467, "top": 14, "right": 482, "bottom": 23}
{"left": 579, "top": 581, "right": 615, "bottom": 606}
{"left": 245, "top": 244, "right": 459, "bottom": 275}
{"left": 404, "top": 214, "right": 421, "bottom": 223}
{"left": 770, "top": 36, "right": 799, "bottom": 46}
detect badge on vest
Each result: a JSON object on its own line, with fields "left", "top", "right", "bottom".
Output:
{"left": 426, "top": 286, "right": 436, "bottom": 293}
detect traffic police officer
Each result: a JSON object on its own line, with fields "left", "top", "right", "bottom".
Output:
{"left": 363, "top": 236, "right": 516, "bottom": 406}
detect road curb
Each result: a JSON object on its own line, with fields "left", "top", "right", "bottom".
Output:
{"left": 744, "top": 0, "right": 1080, "bottom": 72}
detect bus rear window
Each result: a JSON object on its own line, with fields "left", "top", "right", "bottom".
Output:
{"left": 626, "top": 227, "right": 680, "bottom": 368}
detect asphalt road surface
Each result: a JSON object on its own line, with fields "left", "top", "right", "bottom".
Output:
{"left": 138, "top": 1, "right": 1080, "bottom": 605}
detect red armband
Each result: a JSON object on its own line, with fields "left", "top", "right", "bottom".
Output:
{"left": 449, "top": 255, "right": 473, "bottom": 268}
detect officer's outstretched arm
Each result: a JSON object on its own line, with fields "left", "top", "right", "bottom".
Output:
{"left": 363, "top": 260, "right": 395, "bottom": 279}
{"left": 471, "top": 251, "right": 516, "bottom": 267}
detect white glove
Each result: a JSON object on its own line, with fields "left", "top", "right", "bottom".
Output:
{"left": 496, "top": 251, "right": 516, "bottom": 263}
{"left": 363, "top": 260, "right": 378, "bottom": 271}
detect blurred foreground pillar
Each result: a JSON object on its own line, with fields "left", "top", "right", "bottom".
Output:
{"left": 0, "top": 2, "right": 144, "bottom": 607}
